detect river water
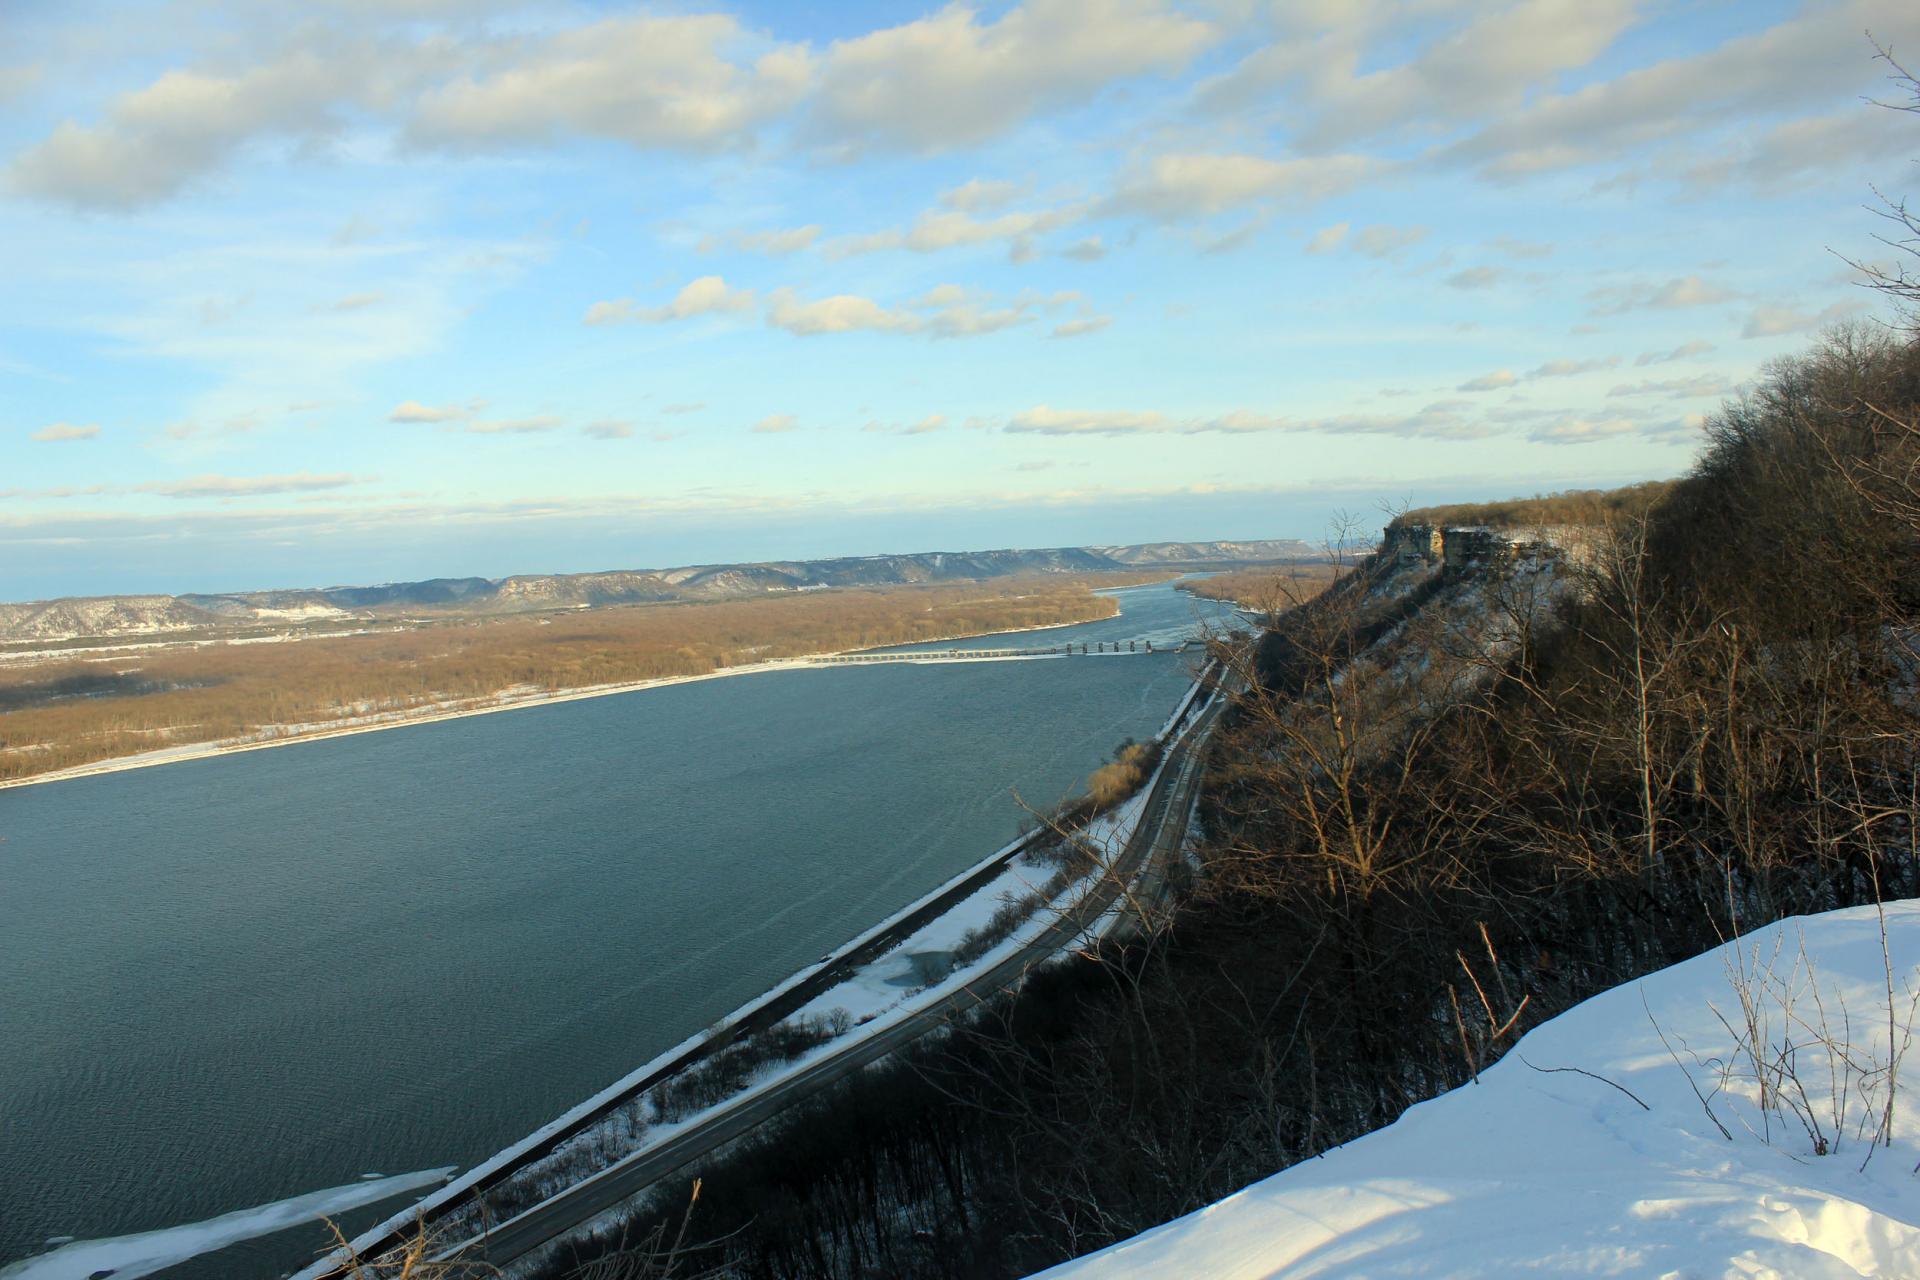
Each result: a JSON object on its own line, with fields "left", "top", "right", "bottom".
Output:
{"left": 0, "top": 579, "right": 1234, "bottom": 1277}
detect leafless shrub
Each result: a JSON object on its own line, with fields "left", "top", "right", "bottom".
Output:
{"left": 317, "top": 1215, "right": 498, "bottom": 1279}
{"left": 1651, "top": 924, "right": 1920, "bottom": 1164}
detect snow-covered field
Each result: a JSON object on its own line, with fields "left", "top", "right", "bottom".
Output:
{"left": 1036, "top": 901, "right": 1920, "bottom": 1279}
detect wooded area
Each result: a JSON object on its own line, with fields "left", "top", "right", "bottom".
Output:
{"left": 1391, "top": 480, "right": 1677, "bottom": 531}
{"left": 1175, "top": 561, "right": 1345, "bottom": 611}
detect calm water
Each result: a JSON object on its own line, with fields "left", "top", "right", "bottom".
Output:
{"left": 0, "top": 580, "right": 1230, "bottom": 1276}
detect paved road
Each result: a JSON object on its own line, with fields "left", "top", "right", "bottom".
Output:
{"left": 433, "top": 679, "right": 1230, "bottom": 1272}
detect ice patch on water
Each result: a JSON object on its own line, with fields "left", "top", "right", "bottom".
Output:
{"left": 0, "top": 1167, "right": 453, "bottom": 1280}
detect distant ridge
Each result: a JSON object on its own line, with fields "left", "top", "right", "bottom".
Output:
{"left": 0, "top": 540, "right": 1318, "bottom": 643}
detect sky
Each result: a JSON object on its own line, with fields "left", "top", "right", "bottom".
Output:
{"left": 0, "top": 0, "right": 1915, "bottom": 599}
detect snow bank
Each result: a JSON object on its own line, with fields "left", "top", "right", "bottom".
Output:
{"left": 0, "top": 1168, "right": 453, "bottom": 1280}
{"left": 1035, "top": 902, "right": 1920, "bottom": 1279}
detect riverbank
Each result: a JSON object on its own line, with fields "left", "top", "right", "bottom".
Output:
{"left": 0, "top": 615, "right": 1109, "bottom": 793}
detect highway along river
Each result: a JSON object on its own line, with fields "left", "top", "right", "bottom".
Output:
{"left": 0, "top": 579, "right": 1238, "bottom": 1278}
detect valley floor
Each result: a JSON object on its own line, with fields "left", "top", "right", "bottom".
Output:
{"left": 0, "top": 617, "right": 1091, "bottom": 792}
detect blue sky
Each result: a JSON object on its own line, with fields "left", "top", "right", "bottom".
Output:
{"left": 1, "top": 0, "right": 1914, "bottom": 597}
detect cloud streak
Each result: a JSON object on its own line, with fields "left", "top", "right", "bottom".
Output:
{"left": 586, "top": 276, "right": 755, "bottom": 326}
{"left": 32, "top": 423, "right": 101, "bottom": 442}
{"left": 140, "top": 472, "right": 363, "bottom": 498}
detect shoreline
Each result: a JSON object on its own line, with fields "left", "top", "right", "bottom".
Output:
{"left": 0, "top": 612, "right": 1117, "bottom": 794}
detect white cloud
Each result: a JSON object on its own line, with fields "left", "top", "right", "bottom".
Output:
{"left": 762, "top": 284, "right": 1070, "bottom": 339}
{"left": 162, "top": 413, "right": 262, "bottom": 441}
{"left": 32, "top": 422, "right": 101, "bottom": 442}
{"left": 1457, "top": 370, "right": 1517, "bottom": 392}
{"left": 1606, "top": 375, "right": 1732, "bottom": 399}
{"left": 581, "top": 420, "right": 634, "bottom": 439}
{"left": 1530, "top": 417, "right": 1639, "bottom": 445}
{"left": 139, "top": 471, "right": 361, "bottom": 498}
{"left": 1741, "top": 300, "right": 1868, "bottom": 338}
{"left": 1447, "top": 266, "right": 1504, "bottom": 290}
{"left": 1440, "top": 0, "right": 1904, "bottom": 178}
{"left": 1002, "top": 403, "right": 1492, "bottom": 439}
{"left": 1305, "top": 221, "right": 1349, "bottom": 253}
{"left": 868, "top": 413, "right": 949, "bottom": 435}
{"left": 1105, "top": 152, "right": 1378, "bottom": 221}
{"left": 1490, "top": 236, "right": 1554, "bottom": 259}
{"left": 1202, "top": 0, "right": 1640, "bottom": 151}
{"left": 408, "top": 15, "right": 811, "bottom": 153}
{"left": 808, "top": 0, "right": 1215, "bottom": 153}
{"left": 1588, "top": 274, "right": 1734, "bottom": 315}
{"left": 1350, "top": 224, "right": 1428, "bottom": 258}
{"left": 5, "top": 16, "right": 808, "bottom": 210}
{"left": 5, "top": 50, "right": 355, "bottom": 209}
{"left": 828, "top": 204, "right": 1086, "bottom": 256}
{"left": 1676, "top": 106, "right": 1912, "bottom": 193}
{"left": 1006, "top": 406, "right": 1173, "bottom": 435}
{"left": 1061, "top": 236, "right": 1107, "bottom": 261}
{"left": 753, "top": 413, "right": 797, "bottom": 434}
{"left": 725, "top": 225, "right": 823, "bottom": 255}
{"left": 1526, "top": 356, "right": 1619, "bottom": 378}
{"left": 1301, "top": 410, "right": 1499, "bottom": 440}
{"left": 1051, "top": 314, "right": 1113, "bottom": 338}
{"left": 465, "top": 415, "right": 562, "bottom": 434}
{"left": 389, "top": 400, "right": 471, "bottom": 423}
{"left": 1634, "top": 340, "right": 1715, "bottom": 365}
{"left": 926, "top": 301, "right": 1031, "bottom": 337}
{"left": 0, "top": 64, "right": 44, "bottom": 105}
{"left": 585, "top": 275, "right": 756, "bottom": 326}
{"left": 765, "top": 289, "right": 924, "bottom": 336}
{"left": 1306, "top": 221, "right": 1426, "bottom": 258}
{"left": 940, "top": 178, "right": 1023, "bottom": 212}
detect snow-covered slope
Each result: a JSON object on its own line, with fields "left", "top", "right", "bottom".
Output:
{"left": 1035, "top": 902, "right": 1920, "bottom": 1279}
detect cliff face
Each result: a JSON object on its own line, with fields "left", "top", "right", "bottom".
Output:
{"left": 0, "top": 541, "right": 1317, "bottom": 643}
{"left": 1096, "top": 539, "right": 1317, "bottom": 564}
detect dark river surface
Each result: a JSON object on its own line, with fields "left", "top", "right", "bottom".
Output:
{"left": 0, "top": 580, "right": 1236, "bottom": 1277}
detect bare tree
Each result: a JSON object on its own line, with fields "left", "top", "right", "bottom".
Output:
{"left": 1851, "top": 40, "right": 1920, "bottom": 332}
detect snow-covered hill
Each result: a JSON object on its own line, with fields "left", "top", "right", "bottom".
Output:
{"left": 1035, "top": 902, "right": 1920, "bottom": 1279}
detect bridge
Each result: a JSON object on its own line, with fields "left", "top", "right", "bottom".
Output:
{"left": 813, "top": 637, "right": 1206, "bottom": 665}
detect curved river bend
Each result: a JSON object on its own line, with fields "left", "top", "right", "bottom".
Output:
{"left": 0, "top": 580, "right": 1234, "bottom": 1277}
